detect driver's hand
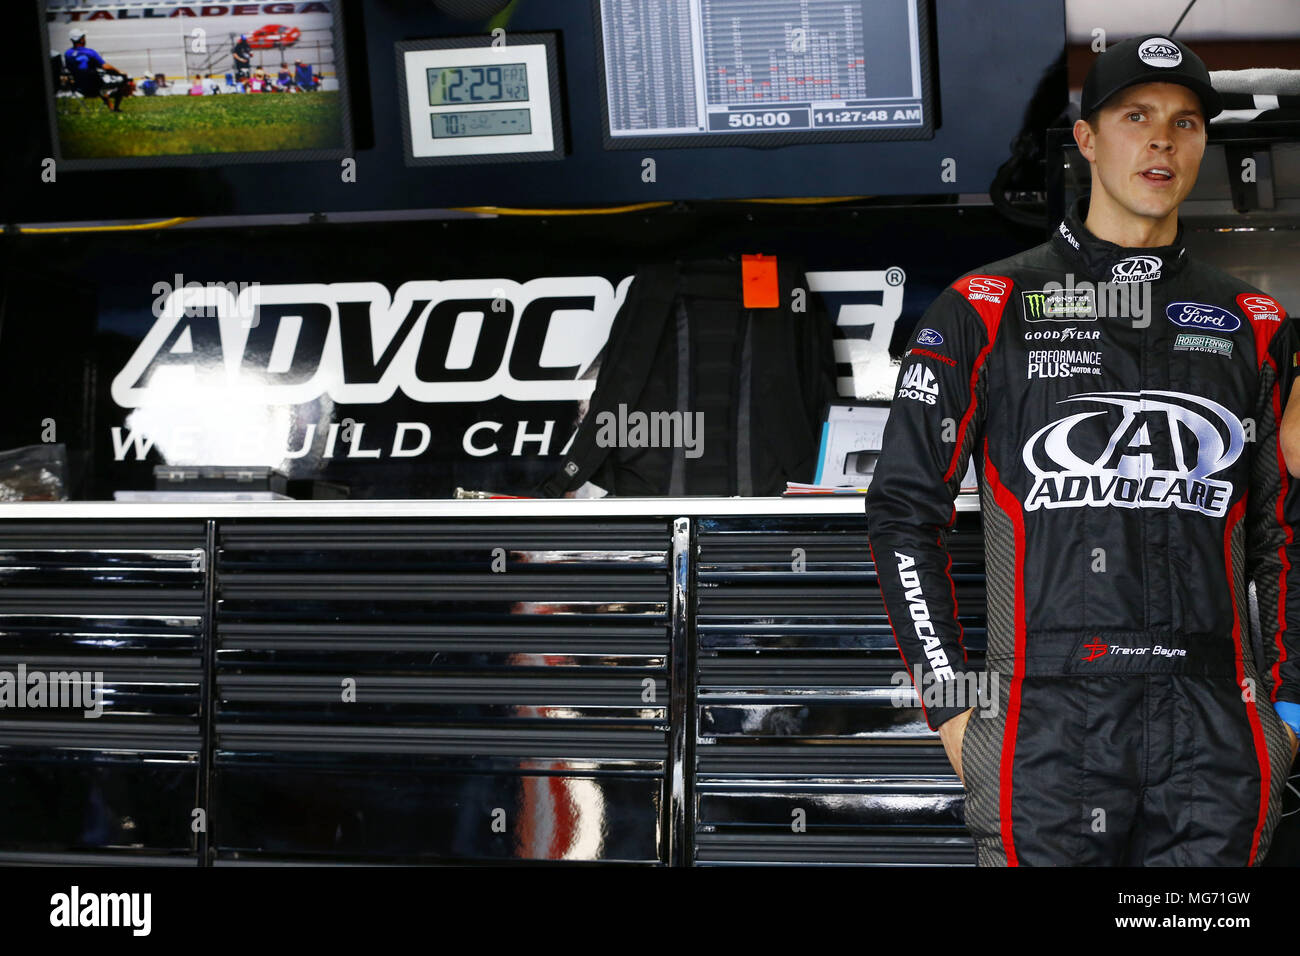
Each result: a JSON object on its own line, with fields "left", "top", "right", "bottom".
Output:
{"left": 938, "top": 707, "right": 976, "bottom": 784}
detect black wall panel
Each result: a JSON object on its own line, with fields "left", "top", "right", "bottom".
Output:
{"left": 0, "top": 520, "right": 206, "bottom": 863}
{"left": 3, "top": 0, "right": 1066, "bottom": 221}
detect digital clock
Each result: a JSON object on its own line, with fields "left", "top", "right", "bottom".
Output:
{"left": 427, "top": 64, "right": 529, "bottom": 106}
{"left": 396, "top": 34, "right": 564, "bottom": 166}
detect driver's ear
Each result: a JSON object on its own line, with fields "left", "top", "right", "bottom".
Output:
{"left": 1073, "top": 117, "right": 1096, "bottom": 163}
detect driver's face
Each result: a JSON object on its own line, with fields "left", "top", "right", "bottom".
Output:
{"left": 1087, "top": 82, "right": 1207, "bottom": 223}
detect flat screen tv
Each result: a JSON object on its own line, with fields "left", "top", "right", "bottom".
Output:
{"left": 38, "top": 0, "right": 352, "bottom": 169}
{"left": 593, "top": 0, "right": 936, "bottom": 149}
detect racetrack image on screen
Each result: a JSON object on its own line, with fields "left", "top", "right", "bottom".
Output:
{"left": 45, "top": 0, "right": 346, "bottom": 162}
{"left": 55, "top": 89, "right": 344, "bottom": 158}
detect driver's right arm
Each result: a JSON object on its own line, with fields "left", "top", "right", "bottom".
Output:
{"left": 866, "top": 276, "right": 1007, "bottom": 741}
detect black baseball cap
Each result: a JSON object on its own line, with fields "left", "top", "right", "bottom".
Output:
{"left": 1082, "top": 35, "right": 1223, "bottom": 120}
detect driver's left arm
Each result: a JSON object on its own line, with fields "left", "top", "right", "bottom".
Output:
{"left": 1250, "top": 311, "right": 1300, "bottom": 751}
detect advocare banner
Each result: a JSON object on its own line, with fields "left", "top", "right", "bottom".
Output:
{"left": 0, "top": 206, "right": 1035, "bottom": 499}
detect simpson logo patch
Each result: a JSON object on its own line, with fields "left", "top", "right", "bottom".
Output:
{"left": 1237, "top": 293, "right": 1284, "bottom": 321}
{"left": 963, "top": 276, "right": 1008, "bottom": 304}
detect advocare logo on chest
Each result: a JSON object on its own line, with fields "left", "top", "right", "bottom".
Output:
{"left": 1111, "top": 256, "right": 1162, "bottom": 283}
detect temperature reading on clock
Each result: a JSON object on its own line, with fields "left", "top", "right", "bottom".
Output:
{"left": 433, "top": 109, "right": 533, "bottom": 138}
{"left": 428, "top": 63, "right": 530, "bottom": 106}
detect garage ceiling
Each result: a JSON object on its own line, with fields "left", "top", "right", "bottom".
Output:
{"left": 1067, "top": 0, "right": 1300, "bottom": 42}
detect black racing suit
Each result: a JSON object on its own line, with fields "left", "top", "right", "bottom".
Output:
{"left": 867, "top": 196, "right": 1299, "bottom": 865}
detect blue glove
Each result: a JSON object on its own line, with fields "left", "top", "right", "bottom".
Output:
{"left": 1275, "top": 701, "right": 1300, "bottom": 739}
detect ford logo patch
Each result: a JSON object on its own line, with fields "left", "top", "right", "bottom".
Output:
{"left": 916, "top": 328, "right": 944, "bottom": 346}
{"left": 1166, "top": 302, "right": 1241, "bottom": 333}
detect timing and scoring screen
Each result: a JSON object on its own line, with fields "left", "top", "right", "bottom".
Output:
{"left": 596, "top": 0, "right": 933, "bottom": 146}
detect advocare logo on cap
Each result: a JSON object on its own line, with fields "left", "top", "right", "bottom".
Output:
{"left": 1138, "top": 37, "right": 1183, "bottom": 68}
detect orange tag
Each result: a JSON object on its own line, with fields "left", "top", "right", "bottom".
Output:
{"left": 741, "top": 254, "right": 779, "bottom": 308}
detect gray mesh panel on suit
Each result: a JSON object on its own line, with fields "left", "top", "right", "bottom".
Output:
{"left": 1234, "top": 514, "right": 1293, "bottom": 863}
{"left": 980, "top": 474, "right": 1017, "bottom": 668}
{"left": 1238, "top": 361, "right": 1293, "bottom": 863}
{"left": 964, "top": 465, "right": 1018, "bottom": 866}
{"left": 1250, "top": 361, "right": 1283, "bottom": 694}
{"left": 962, "top": 659, "right": 1012, "bottom": 867}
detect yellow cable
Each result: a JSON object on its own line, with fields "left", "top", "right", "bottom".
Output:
{"left": 19, "top": 216, "right": 198, "bottom": 234}
{"left": 725, "top": 196, "right": 872, "bottom": 204}
{"left": 15, "top": 195, "right": 872, "bottom": 231}
{"left": 452, "top": 201, "right": 674, "bottom": 216}
{"left": 453, "top": 196, "right": 872, "bottom": 215}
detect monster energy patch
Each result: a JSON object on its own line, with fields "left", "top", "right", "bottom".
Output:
{"left": 1173, "top": 333, "right": 1233, "bottom": 356}
{"left": 1022, "top": 288, "right": 1097, "bottom": 321}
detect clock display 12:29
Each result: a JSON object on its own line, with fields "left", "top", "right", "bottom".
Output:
{"left": 398, "top": 33, "right": 560, "bottom": 165}
{"left": 428, "top": 63, "right": 530, "bottom": 106}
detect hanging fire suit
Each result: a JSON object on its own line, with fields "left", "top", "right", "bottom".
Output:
{"left": 866, "top": 195, "right": 1299, "bottom": 865}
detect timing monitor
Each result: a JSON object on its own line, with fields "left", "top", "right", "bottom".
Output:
{"left": 37, "top": 0, "right": 352, "bottom": 169}
{"left": 594, "top": 0, "right": 935, "bottom": 148}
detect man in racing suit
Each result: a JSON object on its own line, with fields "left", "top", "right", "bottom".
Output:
{"left": 867, "top": 35, "right": 1300, "bottom": 865}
